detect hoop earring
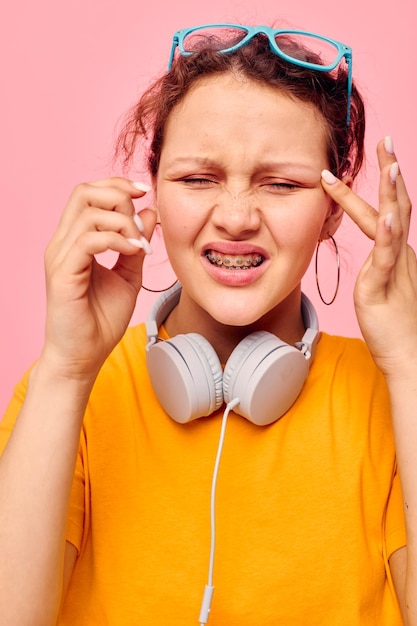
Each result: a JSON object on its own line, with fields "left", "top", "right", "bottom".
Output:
{"left": 142, "top": 279, "right": 179, "bottom": 293}
{"left": 315, "top": 234, "right": 340, "bottom": 305}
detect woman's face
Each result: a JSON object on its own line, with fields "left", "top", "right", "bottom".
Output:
{"left": 155, "top": 73, "right": 338, "bottom": 330}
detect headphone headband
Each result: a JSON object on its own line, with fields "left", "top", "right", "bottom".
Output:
{"left": 146, "top": 282, "right": 182, "bottom": 349}
{"left": 145, "top": 282, "right": 320, "bottom": 425}
{"left": 146, "top": 282, "right": 319, "bottom": 362}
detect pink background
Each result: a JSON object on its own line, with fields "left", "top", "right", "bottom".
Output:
{"left": 0, "top": 0, "right": 414, "bottom": 415}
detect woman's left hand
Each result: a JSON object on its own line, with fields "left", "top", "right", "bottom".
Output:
{"left": 321, "top": 137, "right": 417, "bottom": 380}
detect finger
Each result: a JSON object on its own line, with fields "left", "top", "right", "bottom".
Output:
{"left": 56, "top": 179, "right": 152, "bottom": 234}
{"left": 55, "top": 230, "right": 150, "bottom": 279}
{"left": 376, "top": 136, "right": 396, "bottom": 170}
{"left": 88, "top": 176, "right": 151, "bottom": 196}
{"left": 395, "top": 174, "right": 412, "bottom": 238}
{"left": 111, "top": 209, "right": 158, "bottom": 288}
{"left": 136, "top": 206, "right": 157, "bottom": 238}
{"left": 376, "top": 162, "right": 405, "bottom": 260}
{"left": 321, "top": 170, "right": 378, "bottom": 239}
{"left": 50, "top": 206, "right": 152, "bottom": 265}
{"left": 104, "top": 208, "right": 156, "bottom": 290}
{"left": 377, "top": 138, "right": 412, "bottom": 241}
{"left": 377, "top": 161, "right": 412, "bottom": 266}
{"left": 356, "top": 213, "right": 395, "bottom": 303}
{"left": 88, "top": 177, "right": 153, "bottom": 205}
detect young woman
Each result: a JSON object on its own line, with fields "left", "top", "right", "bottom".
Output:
{"left": 1, "top": 24, "right": 415, "bottom": 625}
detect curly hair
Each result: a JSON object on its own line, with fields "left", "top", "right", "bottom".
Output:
{"left": 115, "top": 31, "right": 365, "bottom": 180}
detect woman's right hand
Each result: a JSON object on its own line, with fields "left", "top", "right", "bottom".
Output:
{"left": 40, "top": 177, "right": 157, "bottom": 382}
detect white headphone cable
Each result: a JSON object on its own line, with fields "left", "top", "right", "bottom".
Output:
{"left": 198, "top": 397, "right": 240, "bottom": 626}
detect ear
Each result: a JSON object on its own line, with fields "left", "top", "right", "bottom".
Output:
{"left": 320, "top": 174, "right": 353, "bottom": 239}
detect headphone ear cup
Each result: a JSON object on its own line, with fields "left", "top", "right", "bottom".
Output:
{"left": 223, "top": 331, "right": 309, "bottom": 426}
{"left": 146, "top": 333, "right": 224, "bottom": 423}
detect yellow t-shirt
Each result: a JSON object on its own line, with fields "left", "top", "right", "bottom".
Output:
{"left": 1, "top": 328, "right": 406, "bottom": 625}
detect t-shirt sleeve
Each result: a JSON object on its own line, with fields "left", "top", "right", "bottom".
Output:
{"left": 0, "top": 368, "right": 32, "bottom": 454}
{"left": 385, "top": 468, "right": 407, "bottom": 560}
{"left": 65, "top": 442, "right": 86, "bottom": 554}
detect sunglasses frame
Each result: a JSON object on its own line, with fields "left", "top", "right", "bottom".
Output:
{"left": 168, "top": 24, "right": 353, "bottom": 125}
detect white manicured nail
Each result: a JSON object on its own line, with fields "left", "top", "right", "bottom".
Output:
{"left": 132, "top": 181, "right": 151, "bottom": 192}
{"left": 126, "top": 238, "right": 145, "bottom": 248}
{"left": 384, "top": 136, "right": 394, "bottom": 155}
{"left": 389, "top": 162, "right": 399, "bottom": 184}
{"left": 321, "top": 169, "right": 338, "bottom": 185}
{"left": 139, "top": 236, "right": 152, "bottom": 255}
{"left": 385, "top": 213, "right": 393, "bottom": 229}
{"left": 126, "top": 237, "right": 152, "bottom": 254}
{"left": 132, "top": 213, "right": 144, "bottom": 232}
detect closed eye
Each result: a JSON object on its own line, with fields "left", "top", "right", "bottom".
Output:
{"left": 181, "top": 177, "right": 217, "bottom": 187}
{"left": 266, "top": 182, "right": 301, "bottom": 192}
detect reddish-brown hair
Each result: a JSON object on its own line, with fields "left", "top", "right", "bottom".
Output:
{"left": 115, "top": 32, "right": 365, "bottom": 179}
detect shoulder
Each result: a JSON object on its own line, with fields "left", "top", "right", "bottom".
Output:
{"left": 1, "top": 364, "right": 35, "bottom": 454}
{"left": 311, "top": 332, "right": 390, "bottom": 405}
{"left": 317, "top": 332, "right": 371, "bottom": 357}
{"left": 83, "top": 322, "right": 151, "bottom": 418}
{"left": 315, "top": 332, "right": 381, "bottom": 374}
{"left": 97, "top": 322, "right": 148, "bottom": 377}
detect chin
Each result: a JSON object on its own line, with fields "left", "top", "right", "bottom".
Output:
{"left": 181, "top": 275, "right": 285, "bottom": 328}
{"left": 204, "top": 301, "right": 267, "bottom": 329}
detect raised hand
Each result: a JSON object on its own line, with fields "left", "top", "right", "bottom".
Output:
{"left": 321, "top": 137, "right": 416, "bottom": 379}
{"left": 41, "top": 177, "right": 157, "bottom": 381}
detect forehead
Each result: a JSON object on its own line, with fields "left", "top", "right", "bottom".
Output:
{"left": 160, "top": 73, "right": 329, "bottom": 165}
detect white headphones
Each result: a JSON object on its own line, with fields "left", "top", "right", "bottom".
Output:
{"left": 145, "top": 282, "right": 319, "bottom": 426}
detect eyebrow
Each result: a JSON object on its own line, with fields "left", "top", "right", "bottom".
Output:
{"left": 167, "top": 156, "right": 219, "bottom": 168}
{"left": 167, "top": 156, "right": 319, "bottom": 174}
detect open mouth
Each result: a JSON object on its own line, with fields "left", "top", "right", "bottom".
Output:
{"left": 206, "top": 249, "right": 264, "bottom": 270}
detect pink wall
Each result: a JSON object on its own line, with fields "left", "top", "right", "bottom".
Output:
{"left": 1, "top": 0, "right": 414, "bottom": 415}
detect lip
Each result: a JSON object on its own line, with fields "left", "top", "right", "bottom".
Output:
{"left": 203, "top": 241, "right": 269, "bottom": 257}
{"left": 201, "top": 241, "right": 269, "bottom": 286}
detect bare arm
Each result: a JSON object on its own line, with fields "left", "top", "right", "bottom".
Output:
{"left": 322, "top": 138, "right": 417, "bottom": 624}
{"left": 385, "top": 370, "right": 417, "bottom": 625}
{"left": 60, "top": 543, "right": 79, "bottom": 613}
{"left": 391, "top": 545, "right": 408, "bottom": 619}
{"left": 0, "top": 367, "right": 93, "bottom": 625}
{"left": 0, "top": 178, "right": 155, "bottom": 625}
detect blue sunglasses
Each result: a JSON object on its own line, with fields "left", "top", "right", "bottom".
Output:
{"left": 168, "top": 24, "right": 353, "bottom": 126}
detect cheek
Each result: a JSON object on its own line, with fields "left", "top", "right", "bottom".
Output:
{"left": 268, "top": 210, "right": 325, "bottom": 251}
{"left": 158, "top": 209, "right": 197, "bottom": 266}
{"left": 160, "top": 214, "right": 195, "bottom": 245}
{"left": 158, "top": 193, "right": 208, "bottom": 241}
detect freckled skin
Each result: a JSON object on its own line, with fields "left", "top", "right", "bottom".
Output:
{"left": 154, "top": 73, "right": 340, "bottom": 356}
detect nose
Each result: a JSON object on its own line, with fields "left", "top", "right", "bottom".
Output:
{"left": 211, "top": 187, "right": 262, "bottom": 237}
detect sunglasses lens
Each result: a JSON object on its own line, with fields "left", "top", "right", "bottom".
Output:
{"left": 274, "top": 33, "right": 340, "bottom": 69}
{"left": 182, "top": 26, "right": 248, "bottom": 53}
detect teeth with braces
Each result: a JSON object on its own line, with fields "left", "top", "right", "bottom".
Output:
{"left": 206, "top": 251, "right": 263, "bottom": 269}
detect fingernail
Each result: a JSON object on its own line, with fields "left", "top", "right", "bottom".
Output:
{"left": 385, "top": 213, "right": 393, "bottom": 230}
{"left": 139, "top": 236, "right": 153, "bottom": 255}
{"left": 384, "top": 135, "right": 394, "bottom": 155}
{"left": 389, "top": 162, "right": 399, "bottom": 184}
{"left": 126, "top": 237, "right": 152, "bottom": 254}
{"left": 132, "top": 213, "right": 144, "bottom": 232}
{"left": 132, "top": 181, "right": 152, "bottom": 192}
{"left": 321, "top": 169, "right": 338, "bottom": 185}
{"left": 126, "top": 237, "right": 145, "bottom": 248}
